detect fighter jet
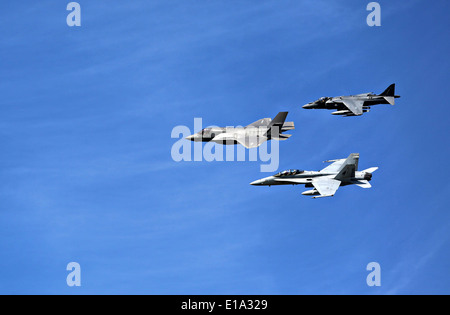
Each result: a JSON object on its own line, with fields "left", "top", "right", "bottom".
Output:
{"left": 250, "top": 153, "right": 378, "bottom": 198}
{"left": 186, "top": 112, "right": 294, "bottom": 149}
{"left": 303, "top": 84, "right": 400, "bottom": 116}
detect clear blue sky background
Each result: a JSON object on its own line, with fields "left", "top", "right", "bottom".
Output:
{"left": 0, "top": 0, "right": 449, "bottom": 294}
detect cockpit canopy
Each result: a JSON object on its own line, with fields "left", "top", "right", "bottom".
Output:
{"left": 318, "top": 97, "right": 329, "bottom": 102}
{"left": 201, "top": 128, "right": 215, "bottom": 138}
{"left": 201, "top": 128, "right": 211, "bottom": 135}
{"left": 274, "top": 169, "right": 304, "bottom": 177}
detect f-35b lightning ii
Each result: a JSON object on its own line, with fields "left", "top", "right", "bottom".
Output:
{"left": 250, "top": 153, "right": 378, "bottom": 198}
{"left": 303, "top": 84, "right": 400, "bottom": 116}
{"left": 186, "top": 112, "right": 294, "bottom": 149}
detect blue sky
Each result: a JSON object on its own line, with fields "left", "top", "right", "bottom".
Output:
{"left": 0, "top": 0, "right": 449, "bottom": 294}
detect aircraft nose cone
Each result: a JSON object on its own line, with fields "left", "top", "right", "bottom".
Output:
{"left": 303, "top": 104, "right": 312, "bottom": 109}
{"left": 250, "top": 179, "right": 263, "bottom": 186}
{"left": 185, "top": 135, "right": 195, "bottom": 141}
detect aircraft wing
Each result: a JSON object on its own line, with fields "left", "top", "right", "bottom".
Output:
{"left": 212, "top": 133, "right": 267, "bottom": 149}
{"left": 321, "top": 153, "right": 359, "bottom": 174}
{"left": 320, "top": 159, "right": 347, "bottom": 173}
{"left": 341, "top": 98, "right": 364, "bottom": 116}
{"left": 236, "top": 135, "right": 267, "bottom": 149}
{"left": 270, "top": 177, "right": 341, "bottom": 197}
{"left": 312, "top": 177, "right": 341, "bottom": 197}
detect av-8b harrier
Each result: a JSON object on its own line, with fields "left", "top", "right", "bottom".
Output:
{"left": 303, "top": 84, "right": 400, "bottom": 116}
{"left": 250, "top": 153, "right": 378, "bottom": 198}
{"left": 186, "top": 112, "right": 294, "bottom": 149}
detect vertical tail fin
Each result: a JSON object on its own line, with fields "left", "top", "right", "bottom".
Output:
{"left": 269, "top": 112, "right": 288, "bottom": 127}
{"left": 342, "top": 153, "right": 359, "bottom": 171}
{"left": 334, "top": 153, "right": 359, "bottom": 181}
{"left": 379, "top": 84, "right": 396, "bottom": 97}
{"left": 266, "top": 112, "right": 289, "bottom": 139}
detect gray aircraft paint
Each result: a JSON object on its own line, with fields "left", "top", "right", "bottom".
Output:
{"left": 186, "top": 112, "right": 294, "bottom": 149}
{"left": 302, "top": 84, "right": 400, "bottom": 116}
{"left": 250, "top": 153, "right": 378, "bottom": 198}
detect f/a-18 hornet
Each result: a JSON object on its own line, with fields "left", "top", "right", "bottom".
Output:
{"left": 186, "top": 112, "right": 294, "bottom": 149}
{"left": 303, "top": 84, "right": 400, "bottom": 116}
{"left": 250, "top": 153, "right": 378, "bottom": 198}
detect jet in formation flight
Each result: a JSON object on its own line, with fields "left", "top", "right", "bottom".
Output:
{"left": 186, "top": 112, "right": 294, "bottom": 149}
{"left": 250, "top": 153, "right": 378, "bottom": 198}
{"left": 302, "top": 84, "right": 400, "bottom": 116}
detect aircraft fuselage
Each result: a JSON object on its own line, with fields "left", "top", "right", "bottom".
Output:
{"left": 250, "top": 171, "right": 372, "bottom": 186}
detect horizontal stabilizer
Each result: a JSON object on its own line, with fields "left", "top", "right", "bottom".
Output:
{"left": 281, "top": 121, "right": 295, "bottom": 131}
{"left": 272, "top": 134, "right": 292, "bottom": 141}
{"left": 351, "top": 180, "right": 372, "bottom": 188}
{"left": 384, "top": 96, "right": 395, "bottom": 105}
{"left": 362, "top": 167, "right": 379, "bottom": 174}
